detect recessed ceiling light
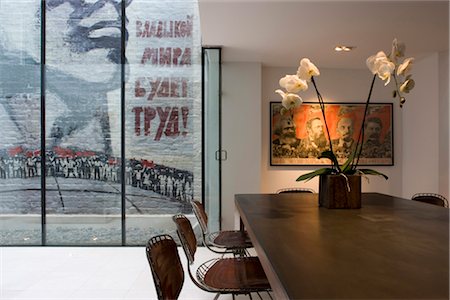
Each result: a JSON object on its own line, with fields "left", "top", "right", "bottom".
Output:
{"left": 335, "top": 45, "right": 356, "bottom": 52}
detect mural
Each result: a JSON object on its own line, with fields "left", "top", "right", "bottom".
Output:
{"left": 0, "top": 0, "right": 202, "bottom": 245}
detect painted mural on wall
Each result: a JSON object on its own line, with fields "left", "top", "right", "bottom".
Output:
{"left": 0, "top": 0, "right": 201, "bottom": 219}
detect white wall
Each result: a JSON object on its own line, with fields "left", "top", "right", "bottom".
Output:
{"left": 261, "top": 66, "right": 403, "bottom": 196}
{"left": 221, "top": 62, "right": 262, "bottom": 229}
{"left": 402, "top": 54, "right": 441, "bottom": 198}
{"left": 219, "top": 52, "right": 448, "bottom": 229}
{"left": 438, "top": 51, "right": 449, "bottom": 199}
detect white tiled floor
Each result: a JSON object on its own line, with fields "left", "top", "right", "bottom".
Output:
{"left": 0, "top": 247, "right": 273, "bottom": 300}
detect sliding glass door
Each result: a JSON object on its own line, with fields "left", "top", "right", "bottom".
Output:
{"left": 203, "top": 47, "right": 221, "bottom": 232}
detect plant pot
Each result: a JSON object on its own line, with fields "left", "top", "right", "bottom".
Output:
{"left": 319, "top": 174, "right": 361, "bottom": 209}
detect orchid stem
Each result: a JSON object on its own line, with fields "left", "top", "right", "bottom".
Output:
{"left": 353, "top": 74, "right": 377, "bottom": 170}
{"left": 311, "top": 76, "right": 338, "bottom": 172}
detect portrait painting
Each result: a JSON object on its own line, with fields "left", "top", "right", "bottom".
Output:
{"left": 270, "top": 102, "right": 393, "bottom": 166}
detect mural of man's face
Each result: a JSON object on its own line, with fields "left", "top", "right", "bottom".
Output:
{"left": 46, "top": 0, "right": 131, "bottom": 82}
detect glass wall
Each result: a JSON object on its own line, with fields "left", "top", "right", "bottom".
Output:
{"left": 203, "top": 48, "right": 221, "bottom": 233}
{"left": 0, "top": 0, "right": 42, "bottom": 245}
{"left": 124, "top": 0, "right": 202, "bottom": 245}
{"left": 44, "top": 0, "right": 124, "bottom": 245}
{"left": 0, "top": 0, "right": 202, "bottom": 246}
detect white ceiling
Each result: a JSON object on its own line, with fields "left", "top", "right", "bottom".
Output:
{"left": 198, "top": 0, "right": 449, "bottom": 69}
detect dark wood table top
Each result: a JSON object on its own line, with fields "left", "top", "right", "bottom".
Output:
{"left": 235, "top": 193, "right": 449, "bottom": 300}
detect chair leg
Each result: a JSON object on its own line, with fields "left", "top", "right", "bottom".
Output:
{"left": 232, "top": 248, "right": 249, "bottom": 258}
{"left": 213, "top": 293, "right": 221, "bottom": 300}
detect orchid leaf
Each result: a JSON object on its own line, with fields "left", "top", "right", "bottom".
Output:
{"left": 296, "top": 168, "right": 335, "bottom": 182}
{"left": 341, "top": 151, "right": 355, "bottom": 173}
{"left": 318, "top": 150, "right": 341, "bottom": 172}
{"left": 358, "top": 169, "right": 389, "bottom": 180}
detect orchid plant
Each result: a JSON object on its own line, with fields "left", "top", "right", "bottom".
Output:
{"left": 275, "top": 38, "right": 415, "bottom": 183}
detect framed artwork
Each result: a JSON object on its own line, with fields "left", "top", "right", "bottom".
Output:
{"left": 270, "top": 102, "right": 393, "bottom": 166}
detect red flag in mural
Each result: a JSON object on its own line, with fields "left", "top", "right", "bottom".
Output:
{"left": 54, "top": 147, "right": 74, "bottom": 158}
{"left": 108, "top": 158, "right": 119, "bottom": 165}
{"left": 8, "top": 146, "right": 23, "bottom": 157}
{"left": 141, "top": 159, "right": 154, "bottom": 168}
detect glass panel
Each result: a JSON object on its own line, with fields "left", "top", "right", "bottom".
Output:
{"left": 44, "top": 0, "right": 122, "bottom": 245}
{"left": 203, "top": 48, "right": 221, "bottom": 232}
{"left": 0, "top": 0, "right": 42, "bottom": 245}
{"left": 124, "top": 0, "right": 202, "bottom": 245}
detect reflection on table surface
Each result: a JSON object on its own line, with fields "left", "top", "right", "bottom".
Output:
{"left": 235, "top": 192, "right": 449, "bottom": 300}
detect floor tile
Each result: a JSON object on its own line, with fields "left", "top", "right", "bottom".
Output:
{"left": 0, "top": 246, "right": 272, "bottom": 300}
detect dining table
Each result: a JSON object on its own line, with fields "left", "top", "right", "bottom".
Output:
{"left": 235, "top": 192, "right": 449, "bottom": 300}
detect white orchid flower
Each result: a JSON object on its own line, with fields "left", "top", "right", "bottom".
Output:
{"left": 366, "top": 51, "right": 389, "bottom": 74}
{"left": 279, "top": 75, "right": 308, "bottom": 93}
{"left": 297, "top": 58, "right": 320, "bottom": 82}
{"left": 377, "top": 61, "right": 396, "bottom": 85}
{"left": 397, "top": 57, "right": 414, "bottom": 76}
{"left": 367, "top": 51, "right": 395, "bottom": 85}
{"left": 399, "top": 78, "right": 415, "bottom": 93}
{"left": 275, "top": 89, "right": 303, "bottom": 110}
{"left": 390, "top": 38, "right": 406, "bottom": 61}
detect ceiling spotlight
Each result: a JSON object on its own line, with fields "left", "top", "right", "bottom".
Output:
{"left": 335, "top": 45, "right": 356, "bottom": 52}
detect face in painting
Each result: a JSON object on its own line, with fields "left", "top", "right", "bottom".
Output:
{"left": 45, "top": 0, "right": 132, "bottom": 83}
{"left": 366, "top": 121, "right": 382, "bottom": 142}
{"left": 310, "top": 119, "right": 324, "bottom": 140}
{"left": 336, "top": 118, "right": 354, "bottom": 142}
{"left": 279, "top": 115, "right": 296, "bottom": 139}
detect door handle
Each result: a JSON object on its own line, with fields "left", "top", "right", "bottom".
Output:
{"left": 215, "top": 150, "right": 227, "bottom": 161}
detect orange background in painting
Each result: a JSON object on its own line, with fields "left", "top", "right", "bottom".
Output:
{"left": 272, "top": 103, "right": 392, "bottom": 143}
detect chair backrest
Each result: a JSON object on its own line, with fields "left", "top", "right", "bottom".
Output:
{"left": 191, "top": 200, "right": 209, "bottom": 233}
{"left": 146, "top": 234, "right": 184, "bottom": 300}
{"left": 173, "top": 214, "right": 197, "bottom": 265}
{"left": 276, "top": 187, "right": 315, "bottom": 194}
{"left": 412, "top": 193, "right": 449, "bottom": 208}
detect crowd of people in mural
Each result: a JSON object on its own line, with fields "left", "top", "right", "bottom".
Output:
{"left": 0, "top": 147, "right": 194, "bottom": 203}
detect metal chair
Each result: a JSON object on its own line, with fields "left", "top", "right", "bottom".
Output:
{"left": 173, "top": 214, "right": 272, "bottom": 300}
{"left": 146, "top": 234, "right": 184, "bottom": 300}
{"left": 412, "top": 193, "right": 449, "bottom": 208}
{"left": 276, "top": 187, "right": 315, "bottom": 194}
{"left": 191, "top": 200, "right": 252, "bottom": 256}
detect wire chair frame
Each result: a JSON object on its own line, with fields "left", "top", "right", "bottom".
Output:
{"left": 276, "top": 187, "right": 315, "bottom": 194}
{"left": 172, "top": 214, "right": 272, "bottom": 300}
{"left": 412, "top": 193, "right": 449, "bottom": 208}
{"left": 191, "top": 200, "right": 252, "bottom": 257}
{"left": 146, "top": 234, "right": 184, "bottom": 300}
